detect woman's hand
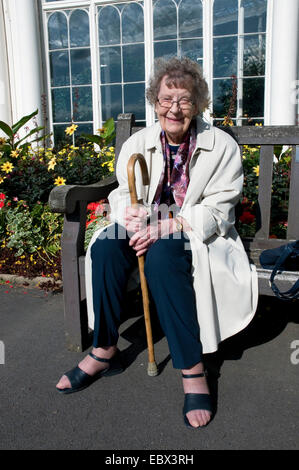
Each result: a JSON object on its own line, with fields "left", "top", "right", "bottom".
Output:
{"left": 124, "top": 205, "right": 148, "bottom": 233}
{"left": 129, "top": 218, "right": 177, "bottom": 257}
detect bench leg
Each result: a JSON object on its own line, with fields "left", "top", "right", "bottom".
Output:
{"left": 61, "top": 204, "right": 91, "bottom": 352}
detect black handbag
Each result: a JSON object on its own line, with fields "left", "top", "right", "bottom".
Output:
{"left": 259, "top": 240, "right": 299, "bottom": 301}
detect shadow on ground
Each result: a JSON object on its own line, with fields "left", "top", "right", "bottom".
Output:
{"left": 118, "top": 291, "right": 299, "bottom": 422}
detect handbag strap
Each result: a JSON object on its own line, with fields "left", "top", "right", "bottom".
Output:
{"left": 270, "top": 244, "right": 299, "bottom": 300}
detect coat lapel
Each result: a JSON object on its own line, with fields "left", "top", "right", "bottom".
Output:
{"left": 144, "top": 119, "right": 215, "bottom": 206}
{"left": 145, "top": 123, "right": 164, "bottom": 204}
{"left": 182, "top": 119, "right": 215, "bottom": 209}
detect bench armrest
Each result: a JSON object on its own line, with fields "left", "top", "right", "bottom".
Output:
{"left": 48, "top": 175, "right": 118, "bottom": 214}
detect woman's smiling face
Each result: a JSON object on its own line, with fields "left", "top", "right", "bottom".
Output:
{"left": 155, "top": 75, "right": 198, "bottom": 145}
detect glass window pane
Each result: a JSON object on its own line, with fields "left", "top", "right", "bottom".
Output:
{"left": 100, "top": 47, "right": 121, "bottom": 84}
{"left": 179, "top": 0, "right": 203, "bottom": 38}
{"left": 243, "top": 0, "right": 267, "bottom": 33}
{"left": 70, "top": 49, "right": 91, "bottom": 85}
{"left": 124, "top": 83, "right": 145, "bottom": 120}
{"left": 123, "top": 44, "right": 145, "bottom": 82}
{"left": 98, "top": 6, "right": 120, "bottom": 46}
{"left": 101, "top": 85, "right": 122, "bottom": 121}
{"left": 50, "top": 51, "right": 70, "bottom": 87}
{"left": 213, "top": 79, "right": 236, "bottom": 118}
{"left": 154, "top": 0, "right": 177, "bottom": 40}
{"left": 213, "top": 37, "right": 237, "bottom": 77}
{"left": 122, "top": 3, "right": 144, "bottom": 44}
{"left": 243, "top": 35, "right": 265, "bottom": 76}
{"left": 52, "top": 88, "right": 71, "bottom": 122}
{"left": 243, "top": 77, "right": 264, "bottom": 116}
{"left": 53, "top": 125, "right": 72, "bottom": 146}
{"left": 154, "top": 40, "right": 177, "bottom": 60}
{"left": 72, "top": 86, "right": 93, "bottom": 122}
{"left": 48, "top": 12, "right": 68, "bottom": 50}
{"left": 70, "top": 10, "right": 90, "bottom": 47}
{"left": 213, "top": 0, "right": 238, "bottom": 36}
{"left": 179, "top": 39, "right": 203, "bottom": 62}
{"left": 74, "top": 124, "right": 94, "bottom": 145}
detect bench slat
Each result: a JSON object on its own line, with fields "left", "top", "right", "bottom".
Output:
{"left": 287, "top": 146, "right": 299, "bottom": 239}
{"left": 255, "top": 145, "right": 273, "bottom": 240}
{"left": 222, "top": 126, "right": 299, "bottom": 145}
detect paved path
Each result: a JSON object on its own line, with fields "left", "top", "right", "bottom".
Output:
{"left": 0, "top": 284, "right": 298, "bottom": 450}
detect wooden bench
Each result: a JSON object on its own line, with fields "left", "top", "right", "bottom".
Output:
{"left": 49, "top": 113, "right": 299, "bottom": 352}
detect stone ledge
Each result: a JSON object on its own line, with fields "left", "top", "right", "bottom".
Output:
{"left": 0, "top": 273, "right": 63, "bottom": 289}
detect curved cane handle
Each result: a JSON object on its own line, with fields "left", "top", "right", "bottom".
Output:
{"left": 127, "top": 153, "right": 149, "bottom": 205}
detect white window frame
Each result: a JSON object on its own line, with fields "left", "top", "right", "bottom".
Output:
{"left": 42, "top": 0, "right": 269, "bottom": 139}
{"left": 211, "top": 0, "right": 269, "bottom": 125}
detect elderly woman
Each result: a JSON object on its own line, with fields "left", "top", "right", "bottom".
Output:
{"left": 56, "top": 57, "right": 258, "bottom": 428}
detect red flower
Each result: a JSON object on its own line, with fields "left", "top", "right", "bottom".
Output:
{"left": 0, "top": 201, "right": 4, "bottom": 209}
{"left": 239, "top": 211, "right": 255, "bottom": 224}
{"left": 0, "top": 193, "right": 6, "bottom": 200}
{"left": 87, "top": 202, "right": 100, "bottom": 212}
{"left": 86, "top": 213, "right": 97, "bottom": 228}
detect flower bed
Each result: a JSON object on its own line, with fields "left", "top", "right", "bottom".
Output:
{"left": 0, "top": 112, "right": 292, "bottom": 284}
{"left": 238, "top": 139, "right": 291, "bottom": 239}
{"left": 0, "top": 111, "right": 115, "bottom": 282}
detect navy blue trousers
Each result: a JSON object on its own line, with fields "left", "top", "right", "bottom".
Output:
{"left": 89, "top": 223, "right": 202, "bottom": 369}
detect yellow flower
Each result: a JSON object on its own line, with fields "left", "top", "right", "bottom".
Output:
{"left": 1, "top": 161, "right": 14, "bottom": 173}
{"left": 10, "top": 150, "right": 20, "bottom": 158}
{"left": 0, "top": 176, "right": 6, "bottom": 184}
{"left": 255, "top": 123, "right": 262, "bottom": 126}
{"left": 0, "top": 137, "right": 6, "bottom": 145}
{"left": 253, "top": 165, "right": 260, "bottom": 177}
{"left": 223, "top": 116, "right": 234, "bottom": 126}
{"left": 54, "top": 176, "right": 66, "bottom": 186}
{"left": 65, "top": 124, "right": 78, "bottom": 136}
{"left": 101, "top": 161, "right": 114, "bottom": 173}
{"left": 48, "top": 158, "right": 57, "bottom": 170}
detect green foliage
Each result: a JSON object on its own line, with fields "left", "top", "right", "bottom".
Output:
{"left": 0, "top": 112, "right": 115, "bottom": 273}
{"left": 239, "top": 143, "right": 291, "bottom": 239}
{"left": 84, "top": 217, "right": 110, "bottom": 251}
{"left": 0, "top": 109, "right": 48, "bottom": 157}
{"left": 3, "top": 200, "right": 63, "bottom": 258}
{"left": 82, "top": 117, "right": 116, "bottom": 148}
{"left": 0, "top": 112, "right": 115, "bottom": 208}
{"left": 5, "top": 202, "right": 44, "bottom": 256}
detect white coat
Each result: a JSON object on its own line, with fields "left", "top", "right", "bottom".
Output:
{"left": 86, "top": 118, "right": 258, "bottom": 354}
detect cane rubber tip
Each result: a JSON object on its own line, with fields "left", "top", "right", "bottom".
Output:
{"left": 147, "top": 362, "right": 159, "bottom": 376}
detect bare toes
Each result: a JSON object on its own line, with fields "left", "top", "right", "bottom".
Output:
{"left": 187, "top": 410, "right": 211, "bottom": 428}
{"left": 56, "top": 375, "right": 71, "bottom": 390}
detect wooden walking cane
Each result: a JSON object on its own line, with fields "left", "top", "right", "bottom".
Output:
{"left": 127, "top": 153, "right": 158, "bottom": 377}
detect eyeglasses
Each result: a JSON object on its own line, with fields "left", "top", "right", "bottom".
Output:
{"left": 157, "top": 97, "right": 194, "bottom": 110}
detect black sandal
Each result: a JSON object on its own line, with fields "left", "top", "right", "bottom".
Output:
{"left": 182, "top": 371, "right": 213, "bottom": 428}
{"left": 56, "top": 349, "right": 124, "bottom": 395}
